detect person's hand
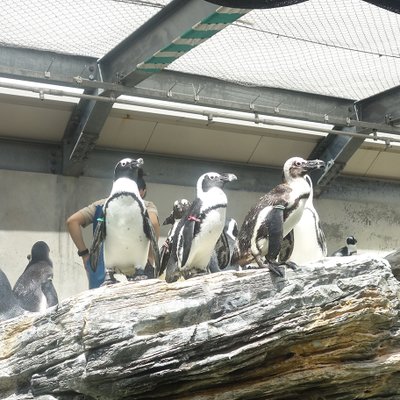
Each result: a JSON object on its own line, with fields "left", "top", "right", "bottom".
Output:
{"left": 82, "top": 253, "right": 90, "bottom": 269}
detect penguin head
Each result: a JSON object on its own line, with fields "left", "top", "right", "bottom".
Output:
{"left": 346, "top": 236, "right": 357, "bottom": 245}
{"left": 114, "top": 158, "right": 144, "bottom": 181}
{"left": 197, "top": 172, "right": 237, "bottom": 193}
{"left": 283, "top": 157, "right": 325, "bottom": 183}
{"left": 28, "top": 241, "right": 51, "bottom": 263}
{"left": 173, "top": 199, "right": 191, "bottom": 219}
{"left": 163, "top": 199, "right": 191, "bottom": 225}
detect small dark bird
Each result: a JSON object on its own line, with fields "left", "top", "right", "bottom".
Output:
{"left": 13, "top": 241, "right": 58, "bottom": 313}
{"left": 159, "top": 199, "right": 191, "bottom": 276}
{"left": 165, "top": 172, "right": 237, "bottom": 282}
{"left": 232, "top": 157, "right": 325, "bottom": 276}
{"left": 331, "top": 236, "right": 358, "bottom": 256}
{"left": 90, "top": 158, "right": 160, "bottom": 281}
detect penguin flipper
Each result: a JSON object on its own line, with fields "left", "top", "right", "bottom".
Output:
{"left": 208, "top": 251, "right": 221, "bottom": 273}
{"left": 264, "top": 206, "right": 285, "bottom": 262}
{"left": 143, "top": 213, "right": 161, "bottom": 278}
{"left": 41, "top": 279, "right": 58, "bottom": 307}
{"left": 90, "top": 219, "right": 106, "bottom": 272}
{"left": 159, "top": 239, "right": 171, "bottom": 277}
{"left": 214, "top": 231, "right": 230, "bottom": 269}
{"left": 180, "top": 216, "right": 197, "bottom": 268}
{"left": 279, "top": 230, "right": 294, "bottom": 263}
{"left": 317, "top": 221, "right": 328, "bottom": 256}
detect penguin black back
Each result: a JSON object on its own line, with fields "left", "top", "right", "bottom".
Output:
{"left": 13, "top": 241, "right": 58, "bottom": 313}
{"left": 0, "top": 268, "right": 24, "bottom": 320}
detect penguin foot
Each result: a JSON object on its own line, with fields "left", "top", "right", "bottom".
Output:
{"left": 253, "top": 254, "right": 285, "bottom": 277}
{"left": 266, "top": 262, "right": 285, "bottom": 278}
{"left": 128, "top": 274, "right": 148, "bottom": 281}
{"left": 283, "top": 261, "right": 299, "bottom": 271}
{"left": 127, "top": 268, "right": 149, "bottom": 281}
{"left": 101, "top": 270, "right": 118, "bottom": 286}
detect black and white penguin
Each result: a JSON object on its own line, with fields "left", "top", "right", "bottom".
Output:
{"left": 165, "top": 172, "right": 237, "bottom": 282}
{"left": 159, "top": 199, "right": 191, "bottom": 276}
{"left": 279, "top": 175, "right": 327, "bottom": 265}
{"left": 208, "top": 217, "right": 239, "bottom": 273}
{"left": 13, "top": 241, "right": 58, "bottom": 313}
{"left": 231, "top": 157, "right": 325, "bottom": 276}
{"left": 90, "top": 158, "right": 160, "bottom": 281}
{"left": 0, "top": 268, "right": 24, "bottom": 320}
{"left": 331, "top": 236, "right": 358, "bottom": 256}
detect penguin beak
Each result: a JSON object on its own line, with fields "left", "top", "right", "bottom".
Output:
{"left": 131, "top": 158, "right": 144, "bottom": 168}
{"left": 220, "top": 173, "right": 237, "bottom": 182}
{"left": 163, "top": 212, "right": 174, "bottom": 225}
{"left": 305, "top": 159, "right": 325, "bottom": 170}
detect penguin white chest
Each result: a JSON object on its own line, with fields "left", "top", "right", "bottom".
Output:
{"left": 186, "top": 207, "right": 226, "bottom": 268}
{"left": 104, "top": 195, "right": 149, "bottom": 273}
{"left": 283, "top": 196, "right": 307, "bottom": 236}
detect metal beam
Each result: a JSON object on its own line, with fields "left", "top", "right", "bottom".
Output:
{"left": 99, "top": 0, "right": 248, "bottom": 85}
{"left": 74, "top": 70, "right": 356, "bottom": 125}
{"left": 310, "top": 86, "right": 400, "bottom": 195}
{"left": 356, "top": 85, "right": 400, "bottom": 126}
{"left": 0, "top": 46, "right": 97, "bottom": 87}
{"left": 62, "top": 88, "right": 115, "bottom": 176}
{"left": 64, "top": 0, "right": 249, "bottom": 176}
{"left": 309, "top": 126, "right": 368, "bottom": 196}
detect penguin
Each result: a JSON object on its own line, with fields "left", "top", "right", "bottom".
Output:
{"left": 0, "top": 268, "right": 24, "bottom": 320}
{"left": 159, "top": 199, "right": 191, "bottom": 276}
{"left": 331, "top": 236, "right": 358, "bottom": 256}
{"left": 231, "top": 157, "right": 325, "bottom": 276}
{"left": 90, "top": 158, "right": 160, "bottom": 282}
{"left": 13, "top": 241, "right": 58, "bottom": 313}
{"left": 208, "top": 217, "right": 239, "bottom": 273}
{"left": 279, "top": 175, "right": 327, "bottom": 265}
{"left": 165, "top": 172, "right": 237, "bottom": 283}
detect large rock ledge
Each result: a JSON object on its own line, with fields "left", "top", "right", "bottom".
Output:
{"left": 1, "top": 255, "right": 400, "bottom": 400}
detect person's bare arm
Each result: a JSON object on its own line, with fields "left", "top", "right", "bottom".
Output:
{"left": 66, "top": 211, "right": 90, "bottom": 266}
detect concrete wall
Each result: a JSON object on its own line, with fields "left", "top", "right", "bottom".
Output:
{"left": 1, "top": 168, "right": 400, "bottom": 301}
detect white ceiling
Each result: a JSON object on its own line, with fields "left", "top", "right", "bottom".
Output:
{"left": 0, "top": 91, "right": 398, "bottom": 181}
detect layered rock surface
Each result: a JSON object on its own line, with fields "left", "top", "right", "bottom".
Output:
{"left": 1, "top": 255, "right": 400, "bottom": 399}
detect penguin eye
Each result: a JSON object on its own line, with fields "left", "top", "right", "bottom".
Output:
{"left": 294, "top": 161, "right": 303, "bottom": 167}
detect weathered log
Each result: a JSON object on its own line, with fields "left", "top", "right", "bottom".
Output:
{"left": 1, "top": 255, "right": 400, "bottom": 400}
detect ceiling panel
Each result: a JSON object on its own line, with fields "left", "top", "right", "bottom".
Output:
{"left": 363, "top": 151, "right": 400, "bottom": 180}
{"left": 0, "top": 95, "right": 71, "bottom": 142}
{"left": 249, "top": 135, "right": 318, "bottom": 167}
{"left": 342, "top": 148, "right": 379, "bottom": 176}
{"left": 98, "top": 116, "right": 157, "bottom": 151}
{"left": 146, "top": 122, "right": 261, "bottom": 163}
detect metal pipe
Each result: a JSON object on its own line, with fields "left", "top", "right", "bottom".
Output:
{"left": 1, "top": 80, "right": 400, "bottom": 145}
